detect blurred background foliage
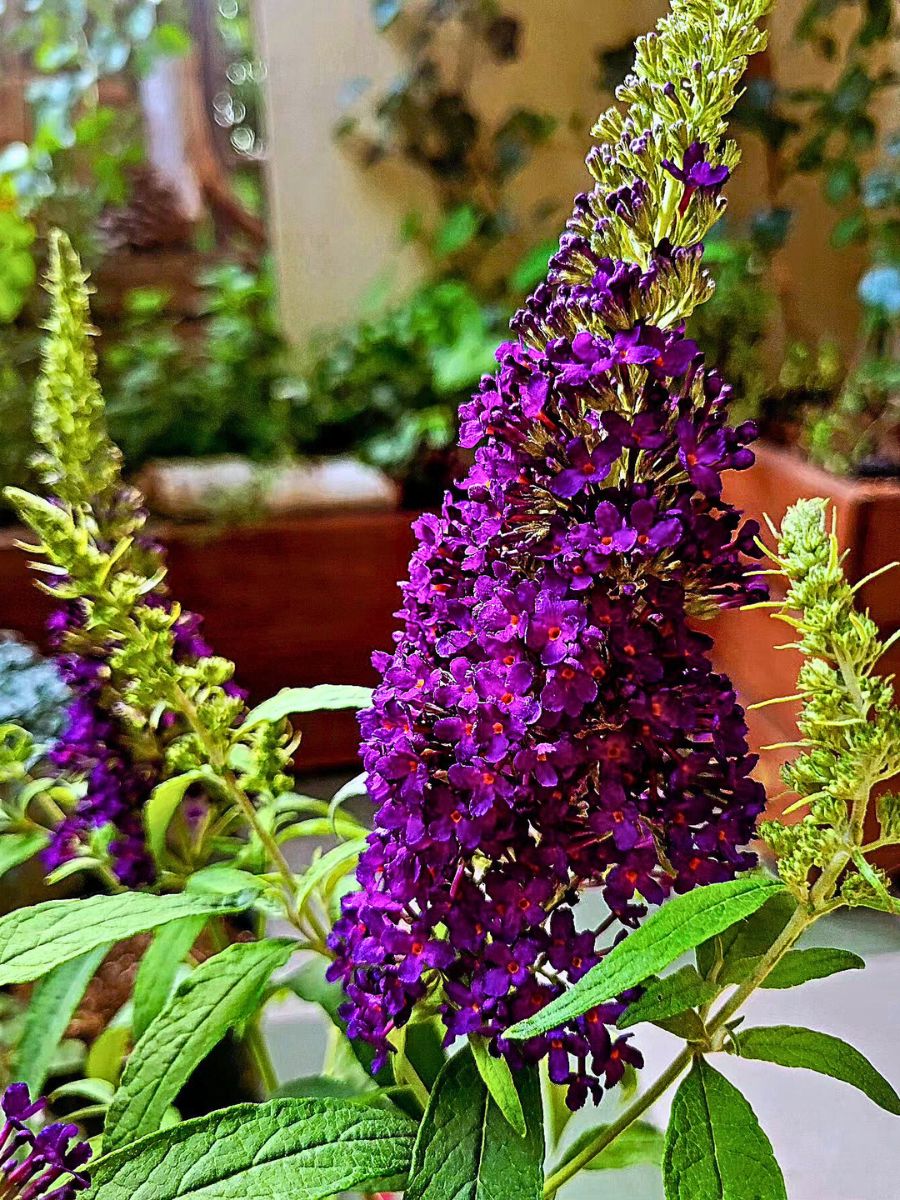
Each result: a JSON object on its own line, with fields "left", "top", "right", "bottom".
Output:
{"left": 0, "top": 0, "right": 896, "bottom": 517}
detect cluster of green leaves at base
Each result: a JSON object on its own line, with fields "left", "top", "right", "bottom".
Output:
{"left": 1, "top": 869, "right": 897, "bottom": 1200}
{"left": 292, "top": 275, "right": 500, "bottom": 500}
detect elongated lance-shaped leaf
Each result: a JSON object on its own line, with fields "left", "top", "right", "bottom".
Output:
{"left": 507, "top": 877, "right": 784, "bottom": 1039}
{"left": 13, "top": 945, "right": 108, "bottom": 1095}
{"left": 618, "top": 964, "right": 721, "bottom": 1029}
{"left": 0, "top": 891, "right": 255, "bottom": 986}
{"left": 469, "top": 1034, "right": 527, "bottom": 1136}
{"left": 242, "top": 684, "right": 373, "bottom": 730}
{"left": 720, "top": 946, "right": 864, "bottom": 990}
{"left": 663, "top": 1058, "right": 786, "bottom": 1199}
{"left": 404, "top": 1046, "right": 543, "bottom": 1200}
{"left": 131, "top": 914, "right": 209, "bottom": 1042}
{"left": 104, "top": 938, "right": 295, "bottom": 1152}
{"left": 696, "top": 891, "right": 796, "bottom": 979}
{"left": 89, "top": 1098, "right": 416, "bottom": 1199}
{"left": 0, "top": 830, "right": 49, "bottom": 881}
{"left": 734, "top": 1026, "right": 900, "bottom": 1115}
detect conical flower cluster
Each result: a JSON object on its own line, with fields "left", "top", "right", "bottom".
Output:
{"left": 329, "top": 0, "right": 774, "bottom": 1107}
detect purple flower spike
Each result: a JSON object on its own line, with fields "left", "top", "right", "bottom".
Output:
{"left": 329, "top": 108, "right": 764, "bottom": 1110}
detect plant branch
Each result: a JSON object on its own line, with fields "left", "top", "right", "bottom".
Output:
{"left": 542, "top": 1046, "right": 694, "bottom": 1198}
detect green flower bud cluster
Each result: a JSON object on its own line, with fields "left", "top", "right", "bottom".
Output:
{"left": 575, "top": 0, "right": 770, "bottom": 318}
{"left": 4, "top": 233, "right": 298, "bottom": 877}
{"left": 760, "top": 498, "right": 900, "bottom": 910}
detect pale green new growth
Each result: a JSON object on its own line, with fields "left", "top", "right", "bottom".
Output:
{"left": 760, "top": 498, "right": 900, "bottom": 909}
{"left": 565, "top": 0, "right": 772, "bottom": 327}
{"left": 32, "top": 230, "right": 121, "bottom": 510}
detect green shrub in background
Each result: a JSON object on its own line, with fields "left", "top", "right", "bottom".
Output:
{"left": 103, "top": 263, "right": 291, "bottom": 465}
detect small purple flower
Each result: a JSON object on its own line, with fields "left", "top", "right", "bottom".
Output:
{"left": 662, "top": 141, "right": 730, "bottom": 213}
{"left": 676, "top": 418, "right": 728, "bottom": 494}
{"left": 594, "top": 502, "right": 637, "bottom": 555}
{"left": 631, "top": 499, "right": 681, "bottom": 553}
{"left": 550, "top": 436, "right": 620, "bottom": 498}
{"left": 525, "top": 596, "right": 585, "bottom": 665}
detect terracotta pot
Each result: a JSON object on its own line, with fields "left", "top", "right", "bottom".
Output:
{"left": 713, "top": 441, "right": 900, "bottom": 872}
{"left": 0, "top": 509, "right": 419, "bottom": 770}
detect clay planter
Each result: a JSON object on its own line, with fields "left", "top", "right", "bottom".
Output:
{"left": 0, "top": 510, "right": 418, "bottom": 770}
{"left": 712, "top": 440, "right": 900, "bottom": 871}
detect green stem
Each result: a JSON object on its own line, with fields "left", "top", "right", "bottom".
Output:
{"left": 705, "top": 902, "right": 813, "bottom": 1040}
{"left": 170, "top": 684, "right": 315, "bottom": 940}
{"left": 246, "top": 1018, "right": 279, "bottom": 1096}
{"left": 543, "top": 891, "right": 837, "bottom": 1196}
{"left": 542, "top": 1047, "right": 694, "bottom": 1198}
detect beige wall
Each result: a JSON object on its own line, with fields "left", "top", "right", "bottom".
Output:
{"left": 257, "top": 0, "right": 873, "bottom": 354}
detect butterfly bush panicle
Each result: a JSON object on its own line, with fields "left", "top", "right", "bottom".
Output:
{"left": 7, "top": 235, "right": 264, "bottom": 886}
{"left": 329, "top": 0, "right": 772, "bottom": 1108}
{"left": 0, "top": 1083, "right": 91, "bottom": 1200}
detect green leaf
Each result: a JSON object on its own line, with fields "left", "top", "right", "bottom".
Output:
{"left": 543, "top": 1067, "right": 577, "bottom": 1147}
{"left": 696, "top": 891, "right": 795, "bottom": 979}
{"left": 13, "top": 945, "right": 108, "bottom": 1094}
{"left": 554, "top": 1120, "right": 664, "bottom": 1172}
{"left": 131, "top": 914, "right": 208, "bottom": 1041}
{"left": 405, "top": 1047, "right": 544, "bottom": 1199}
{"left": 433, "top": 204, "right": 481, "bottom": 258}
{"left": 0, "top": 830, "right": 49, "bottom": 881}
{"left": 151, "top": 22, "right": 192, "bottom": 56}
{"left": 184, "top": 866, "right": 264, "bottom": 900}
{"left": 734, "top": 1026, "right": 900, "bottom": 1115}
{"left": 86, "top": 1026, "right": 131, "bottom": 1086}
{"left": 825, "top": 160, "right": 859, "bottom": 204}
{"left": 90, "top": 1098, "right": 416, "bottom": 1199}
{"left": 721, "top": 946, "right": 864, "bottom": 990}
{"left": 469, "top": 1035, "right": 526, "bottom": 1136}
{"left": 242, "top": 684, "right": 372, "bottom": 729}
{"left": 618, "top": 965, "right": 720, "bottom": 1029}
{"left": 0, "top": 892, "right": 254, "bottom": 986}
{"left": 104, "top": 938, "right": 295, "bottom": 1152}
{"left": 507, "top": 878, "right": 785, "bottom": 1039}
{"left": 403, "top": 1019, "right": 448, "bottom": 1092}
{"left": 831, "top": 211, "right": 866, "bottom": 248}
{"left": 51, "top": 1077, "right": 116, "bottom": 1107}
{"left": 273, "top": 1075, "right": 375, "bottom": 1102}
{"left": 295, "top": 839, "right": 365, "bottom": 912}
{"left": 145, "top": 771, "right": 207, "bottom": 864}
{"left": 663, "top": 1058, "right": 786, "bottom": 1199}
